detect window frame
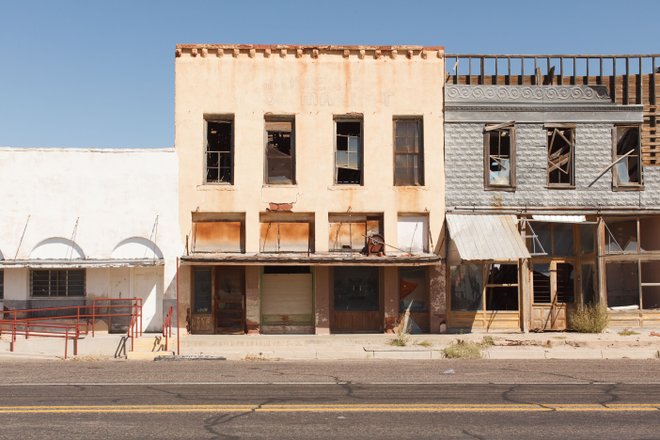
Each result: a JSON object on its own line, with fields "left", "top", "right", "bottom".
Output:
{"left": 334, "top": 116, "right": 364, "bottom": 185}
{"left": 483, "top": 122, "right": 516, "bottom": 190}
{"left": 204, "top": 115, "right": 235, "bottom": 185}
{"left": 546, "top": 124, "right": 576, "bottom": 189}
{"left": 264, "top": 115, "right": 296, "bottom": 185}
{"left": 0, "top": 269, "right": 3, "bottom": 300}
{"left": 30, "top": 269, "right": 86, "bottom": 298}
{"left": 393, "top": 117, "right": 424, "bottom": 186}
{"left": 612, "top": 124, "right": 643, "bottom": 190}
{"left": 191, "top": 212, "right": 246, "bottom": 254}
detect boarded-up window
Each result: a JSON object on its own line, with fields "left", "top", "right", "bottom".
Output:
{"left": 394, "top": 118, "right": 424, "bottom": 186}
{"left": 613, "top": 125, "right": 642, "bottom": 187}
{"left": 397, "top": 215, "right": 429, "bottom": 253}
{"left": 30, "top": 269, "right": 85, "bottom": 297}
{"left": 265, "top": 118, "right": 295, "bottom": 184}
{"left": 547, "top": 126, "right": 575, "bottom": 187}
{"left": 260, "top": 219, "right": 312, "bottom": 253}
{"left": 192, "top": 213, "right": 245, "bottom": 253}
{"left": 328, "top": 214, "right": 382, "bottom": 252}
{"left": 206, "top": 119, "right": 233, "bottom": 184}
{"left": 336, "top": 119, "right": 362, "bottom": 184}
{"left": 484, "top": 123, "right": 515, "bottom": 188}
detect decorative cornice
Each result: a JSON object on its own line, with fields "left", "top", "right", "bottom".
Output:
{"left": 175, "top": 44, "right": 443, "bottom": 60}
{"left": 445, "top": 85, "right": 612, "bottom": 104}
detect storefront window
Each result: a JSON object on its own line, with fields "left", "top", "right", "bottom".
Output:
{"left": 605, "top": 219, "right": 638, "bottom": 253}
{"left": 485, "top": 263, "right": 518, "bottom": 311}
{"left": 450, "top": 265, "right": 483, "bottom": 311}
{"left": 193, "top": 267, "right": 212, "bottom": 314}
{"left": 399, "top": 267, "right": 428, "bottom": 312}
{"left": 606, "top": 262, "right": 639, "bottom": 309}
{"left": 333, "top": 267, "right": 379, "bottom": 311}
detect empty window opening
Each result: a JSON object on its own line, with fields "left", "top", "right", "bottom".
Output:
{"left": 547, "top": 126, "right": 575, "bottom": 186}
{"left": 336, "top": 120, "right": 362, "bottom": 184}
{"left": 613, "top": 125, "right": 642, "bottom": 186}
{"left": 394, "top": 118, "right": 424, "bottom": 186}
{"left": 641, "top": 261, "right": 660, "bottom": 309}
{"left": 484, "top": 123, "right": 514, "bottom": 187}
{"left": 581, "top": 264, "right": 597, "bottom": 305}
{"left": 485, "top": 263, "right": 519, "bottom": 311}
{"left": 532, "top": 263, "right": 551, "bottom": 304}
{"left": 556, "top": 263, "right": 575, "bottom": 303}
{"left": 640, "top": 217, "right": 660, "bottom": 251}
{"left": 265, "top": 119, "right": 295, "bottom": 184}
{"left": 30, "top": 269, "right": 85, "bottom": 297}
{"left": 328, "top": 214, "right": 382, "bottom": 252}
{"left": 606, "top": 262, "right": 639, "bottom": 309}
{"left": 206, "top": 119, "right": 233, "bottom": 184}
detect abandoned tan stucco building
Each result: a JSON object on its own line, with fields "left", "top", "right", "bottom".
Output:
{"left": 175, "top": 44, "right": 446, "bottom": 334}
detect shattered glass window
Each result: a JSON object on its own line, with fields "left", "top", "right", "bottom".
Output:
{"left": 485, "top": 124, "right": 514, "bottom": 187}
{"left": 547, "top": 127, "right": 575, "bottom": 187}
{"left": 336, "top": 120, "right": 362, "bottom": 184}
{"left": 614, "top": 125, "right": 642, "bottom": 186}
{"left": 265, "top": 119, "right": 295, "bottom": 184}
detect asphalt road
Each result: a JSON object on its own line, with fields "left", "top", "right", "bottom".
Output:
{"left": 0, "top": 359, "right": 659, "bottom": 439}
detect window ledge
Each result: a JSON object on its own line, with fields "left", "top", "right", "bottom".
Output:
{"left": 262, "top": 184, "right": 298, "bottom": 188}
{"left": 197, "top": 184, "right": 235, "bottom": 191}
{"left": 328, "top": 185, "right": 364, "bottom": 190}
{"left": 484, "top": 186, "right": 516, "bottom": 192}
{"left": 546, "top": 185, "right": 576, "bottom": 190}
{"left": 612, "top": 185, "right": 644, "bottom": 192}
{"left": 393, "top": 186, "right": 428, "bottom": 191}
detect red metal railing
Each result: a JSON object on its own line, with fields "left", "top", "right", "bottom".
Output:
{"left": 163, "top": 305, "right": 173, "bottom": 352}
{"left": 0, "top": 298, "right": 142, "bottom": 359}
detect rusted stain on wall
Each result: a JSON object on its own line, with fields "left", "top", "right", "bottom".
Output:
{"left": 260, "top": 222, "right": 310, "bottom": 252}
{"left": 193, "top": 221, "right": 242, "bottom": 253}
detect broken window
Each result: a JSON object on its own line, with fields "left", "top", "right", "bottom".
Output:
{"left": 606, "top": 262, "right": 639, "bottom": 309}
{"left": 640, "top": 217, "right": 660, "bottom": 251}
{"left": 581, "top": 264, "right": 597, "bottom": 305}
{"left": 333, "top": 267, "right": 379, "bottom": 311}
{"left": 192, "top": 213, "right": 245, "bottom": 253}
{"left": 485, "top": 263, "right": 519, "bottom": 311}
{"left": 335, "top": 119, "right": 362, "bottom": 184}
{"left": 397, "top": 214, "right": 429, "bottom": 253}
{"left": 613, "top": 125, "right": 642, "bottom": 187}
{"left": 260, "top": 213, "right": 313, "bottom": 253}
{"left": 605, "top": 219, "right": 638, "bottom": 253}
{"left": 553, "top": 224, "right": 574, "bottom": 257}
{"left": 206, "top": 118, "right": 234, "bottom": 184}
{"left": 265, "top": 118, "right": 295, "bottom": 184}
{"left": 328, "top": 214, "right": 382, "bottom": 252}
{"left": 579, "top": 224, "right": 596, "bottom": 255}
{"left": 546, "top": 126, "right": 575, "bottom": 187}
{"left": 484, "top": 123, "right": 514, "bottom": 188}
{"left": 556, "top": 263, "right": 575, "bottom": 303}
{"left": 532, "top": 263, "right": 551, "bottom": 304}
{"left": 450, "top": 265, "right": 483, "bottom": 311}
{"left": 394, "top": 118, "right": 424, "bottom": 186}
{"left": 399, "top": 267, "right": 428, "bottom": 312}
{"left": 30, "top": 269, "right": 85, "bottom": 297}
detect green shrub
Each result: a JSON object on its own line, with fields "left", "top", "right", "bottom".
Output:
{"left": 568, "top": 303, "right": 609, "bottom": 333}
{"left": 618, "top": 328, "right": 639, "bottom": 336}
{"left": 442, "top": 340, "right": 482, "bottom": 359}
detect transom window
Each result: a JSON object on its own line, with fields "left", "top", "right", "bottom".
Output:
{"left": 30, "top": 269, "right": 85, "bottom": 297}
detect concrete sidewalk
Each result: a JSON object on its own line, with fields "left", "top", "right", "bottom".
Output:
{"left": 2, "top": 328, "right": 659, "bottom": 361}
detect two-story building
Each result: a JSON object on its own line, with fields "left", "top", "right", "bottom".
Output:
{"left": 174, "top": 44, "right": 447, "bottom": 335}
{"left": 443, "top": 54, "right": 660, "bottom": 331}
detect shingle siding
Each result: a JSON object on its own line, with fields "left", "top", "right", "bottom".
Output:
{"left": 445, "top": 123, "right": 660, "bottom": 209}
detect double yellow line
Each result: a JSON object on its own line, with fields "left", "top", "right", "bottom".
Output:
{"left": 0, "top": 403, "right": 658, "bottom": 414}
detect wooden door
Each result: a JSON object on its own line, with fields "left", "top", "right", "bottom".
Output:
{"left": 531, "top": 261, "right": 575, "bottom": 330}
{"left": 214, "top": 266, "right": 245, "bottom": 334}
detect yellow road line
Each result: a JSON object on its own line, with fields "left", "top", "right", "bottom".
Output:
{"left": 0, "top": 403, "right": 658, "bottom": 414}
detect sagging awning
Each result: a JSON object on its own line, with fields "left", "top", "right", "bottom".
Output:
{"left": 181, "top": 252, "right": 441, "bottom": 266}
{"left": 0, "top": 259, "right": 164, "bottom": 269}
{"left": 446, "top": 214, "right": 530, "bottom": 263}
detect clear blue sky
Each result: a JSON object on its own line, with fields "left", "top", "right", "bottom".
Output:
{"left": 0, "top": 0, "right": 658, "bottom": 148}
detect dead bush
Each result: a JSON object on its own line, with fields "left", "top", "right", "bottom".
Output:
{"left": 568, "top": 303, "right": 609, "bottom": 333}
{"left": 442, "top": 340, "right": 482, "bottom": 359}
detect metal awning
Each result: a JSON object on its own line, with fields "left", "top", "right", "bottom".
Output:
{"left": 531, "top": 215, "right": 589, "bottom": 223}
{"left": 0, "top": 259, "right": 164, "bottom": 268}
{"left": 446, "top": 214, "right": 530, "bottom": 262}
{"left": 181, "top": 252, "right": 442, "bottom": 266}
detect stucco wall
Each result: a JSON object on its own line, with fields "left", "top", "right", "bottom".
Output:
{"left": 445, "top": 123, "right": 660, "bottom": 209}
{"left": 175, "top": 46, "right": 445, "bottom": 254}
{"left": 0, "top": 148, "right": 181, "bottom": 331}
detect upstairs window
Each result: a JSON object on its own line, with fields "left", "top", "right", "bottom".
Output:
{"left": 335, "top": 118, "right": 363, "bottom": 184}
{"left": 31, "top": 269, "right": 85, "bottom": 297}
{"left": 484, "top": 122, "right": 515, "bottom": 188}
{"left": 206, "top": 118, "right": 234, "bottom": 184}
{"left": 393, "top": 118, "right": 424, "bottom": 186}
{"left": 265, "top": 117, "right": 295, "bottom": 184}
{"left": 613, "top": 125, "right": 642, "bottom": 188}
{"left": 546, "top": 125, "right": 575, "bottom": 187}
